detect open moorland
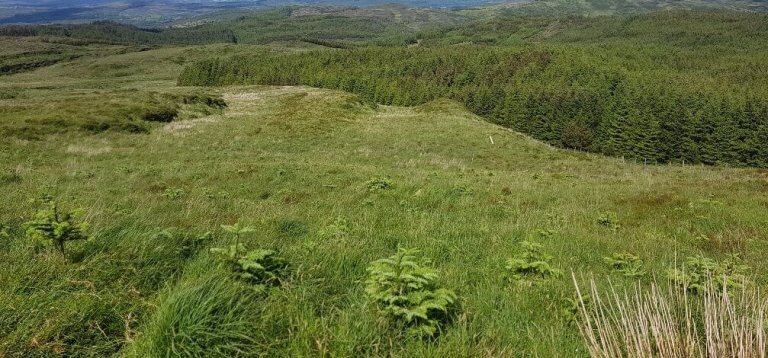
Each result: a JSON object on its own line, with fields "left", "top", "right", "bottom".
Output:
{"left": 2, "top": 0, "right": 768, "bottom": 356}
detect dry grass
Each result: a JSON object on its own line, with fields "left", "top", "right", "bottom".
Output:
{"left": 574, "top": 274, "right": 767, "bottom": 358}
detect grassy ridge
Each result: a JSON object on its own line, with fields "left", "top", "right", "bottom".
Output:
{"left": 178, "top": 11, "right": 768, "bottom": 167}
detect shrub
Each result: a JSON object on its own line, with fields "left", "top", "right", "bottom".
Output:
{"left": 603, "top": 253, "right": 646, "bottom": 278}
{"left": 180, "top": 94, "right": 227, "bottom": 109}
{"left": 537, "top": 229, "right": 559, "bottom": 240}
{"left": 155, "top": 229, "right": 212, "bottom": 260}
{"left": 24, "top": 196, "right": 89, "bottom": 259}
{"left": 667, "top": 255, "right": 749, "bottom": 294}
{"left": 366, "top": 177, "right": 393, "bottom": 192}
{"left": 210, "top": 244, "right": 289, "bottom": 286}
{"left": 365, "top": 247, "right": 457, "bottom": 338}
{"left": 561, "top": 293, "right": 591, "bottom": 326}
{"left": 505, "top": 241, "right": 562, "bottom": 282}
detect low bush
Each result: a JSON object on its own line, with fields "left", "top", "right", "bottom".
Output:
{"left": 317, "top": 217, "right": 351, "bottom": 241}
{"left": 180, "top": 94, "right": 227, "bottom": 109}
{"left": 597, "top": 212, "right": 620, "bottom": 231}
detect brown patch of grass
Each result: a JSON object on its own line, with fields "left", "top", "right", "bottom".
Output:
{"left": 573, "top": 275, "right": 767, "bottom": 358}
{"left": 697, "top": 228, "right": 758, "bottom": 256}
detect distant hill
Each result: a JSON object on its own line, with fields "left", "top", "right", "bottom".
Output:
{"left": 504, "top": 0, "right": 768, "bottom": 16}
{"left": 0, "top": 0, "right": 517, "bottom": 27}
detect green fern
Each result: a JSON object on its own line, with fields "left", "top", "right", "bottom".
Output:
{"left": 506, "top": 241, "right": 562, "bottom": 282}
{"left": 365, "top": 247, "right": 457, "bottom": 338}
{"left": 24, "top": 196, "right": 89, "bottom": 259}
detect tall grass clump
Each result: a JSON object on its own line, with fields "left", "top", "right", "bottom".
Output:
{"left": 128, "top": 274, "right": 263, "bottom": 357}
{"left": 573, "top": 274, "right": 767, "bottom": 357}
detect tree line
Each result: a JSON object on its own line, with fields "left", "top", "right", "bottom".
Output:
{"left": 178, "top": 44, "right": 768, "bottom": 167}
{"left": 0, "top": 21, "right": 238, "bottom": 45}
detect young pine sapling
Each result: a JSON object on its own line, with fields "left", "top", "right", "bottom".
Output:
{"left": 24, "top": 196, "right": 89, "bottom": 260}
{"left": 365, "top": 247, "right": 457, "bottom": 338}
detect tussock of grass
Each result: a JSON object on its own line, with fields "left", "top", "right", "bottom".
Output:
{"left": 127, "top": 273, "right": 264, "bottom": 357}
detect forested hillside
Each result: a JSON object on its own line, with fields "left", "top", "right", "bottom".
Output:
{"left": 0, "top": 21, "right": 238, "bottom": 45}
{"left": 179, "top": 10, "right": 768, "bottom": 167}
{"left": 0, "top": 6, "right": 440, "bottom": 46}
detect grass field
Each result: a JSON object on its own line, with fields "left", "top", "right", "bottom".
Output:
{"left": 2, "top": 43, "right": 768, "bottom": 356}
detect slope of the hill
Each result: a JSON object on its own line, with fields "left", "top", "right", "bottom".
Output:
{"left": 1, "top": 45, "right": 767, "bottom": 356}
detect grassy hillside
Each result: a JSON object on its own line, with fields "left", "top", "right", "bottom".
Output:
{"left": 2, "top": 2, "right": 768, "bottom": 356}
{"left": 2, "top": 44, "right": 768, "bottom": 356}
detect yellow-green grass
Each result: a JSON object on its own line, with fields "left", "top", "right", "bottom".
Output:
{"left": 1, "top": 47, "right": 767, "bottom": 356}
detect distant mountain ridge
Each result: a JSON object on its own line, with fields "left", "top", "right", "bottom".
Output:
{"left": 1, "top": 0, "right": 766, "bottom": 26}
{"left": 0, "top": 0, "right": 511, "bottom": 26}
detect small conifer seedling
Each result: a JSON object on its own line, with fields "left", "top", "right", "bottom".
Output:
{"left": 24, "top": 196, "right": 89, "bottom": 260}
{"left": 506, "top": 241, "right": 562, "bottom": 282}
{"left": 604, "top": 253, "right": 646, "bottom": 278}
{"left": 210, "top": 244, "right": 289, "bottom": 286}
{"left": 365, "top": 247, "right": 457, "bottom": 338}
